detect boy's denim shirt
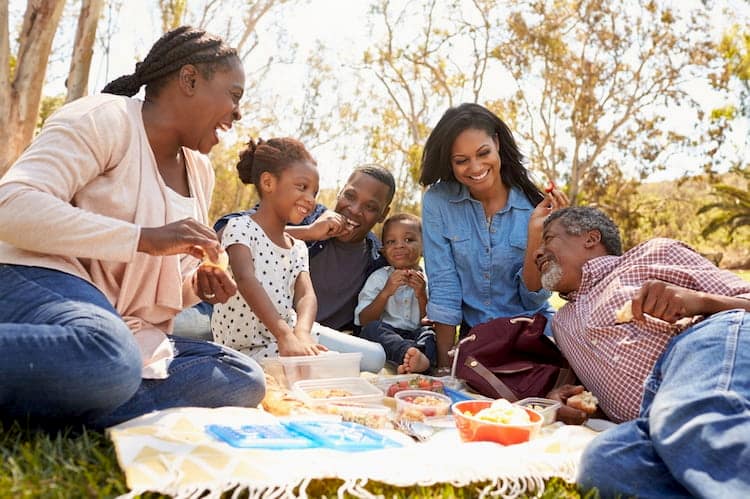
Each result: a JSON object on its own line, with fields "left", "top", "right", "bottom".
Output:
{"left": 214, "top": 204, "right": 386, "bottom": 277}
{"left": 421, "top": 182, "right": 553, "bottom": 329}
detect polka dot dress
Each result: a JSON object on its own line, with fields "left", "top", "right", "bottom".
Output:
{"left": 211, "top": 215, "right": 319, "bottom": 360}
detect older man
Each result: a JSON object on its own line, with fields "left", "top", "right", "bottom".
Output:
{"left": 536, "top": 206, "right": 750, "bottom": 498}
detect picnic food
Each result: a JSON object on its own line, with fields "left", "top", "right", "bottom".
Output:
{"left": 395, "top": 390, "right": 451, "bottom": 422}
{"left": 566, "top": 390, "right": 599, "bottom": 415}
{"left": 615, "top": 299, "right": 634, "bottom": 324}
{"left": 386, "top": 376, "right": 445, "bottom": 397}
{"left": 308, "top": 388, "right": 353, "bottom": 399}
{"left": 200, "top": 249, "right": 229, "bottom": 271}
{"left": 515, "top": 397, "right": 562, "bottom": 425}
{"left": 321, "top": 402, "right": 390, "bottom": 429}
{"left": 474, "top": 399, "right": 530, "bottom": 425}
{"left": 451, "top": 399, "right": 543, "bottom": 445}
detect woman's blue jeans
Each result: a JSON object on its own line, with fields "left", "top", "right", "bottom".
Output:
{"left": 577, "top": 309, "right": 750, "bottom": 498}
{"left": 0, "top": 264, "right": 265, "bottom": 428}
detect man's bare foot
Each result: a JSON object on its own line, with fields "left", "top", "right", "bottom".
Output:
{"left": 398, "top": 347, "right": 430, "bottom": 374}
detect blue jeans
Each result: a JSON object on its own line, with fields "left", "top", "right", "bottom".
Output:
{"left": 578, "top": 309, "right": 750, "bottom": 498}
{"left": 172, "top": 301, "right": 213, "bottom": 341}
{"left": 360, "top": 320, "right": 436, "bottom": 371}
{"left": 316, "top": 324, "right": 387, "bottom": 373}
{"left": 0, "top": 264, "right": 265, "bottom": 428}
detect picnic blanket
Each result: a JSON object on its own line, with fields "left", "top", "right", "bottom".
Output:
{"left": 108, "top": 405, "right": 599, "bottom": 498}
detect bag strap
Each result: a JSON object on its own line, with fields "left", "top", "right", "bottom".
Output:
{"left": 463, "top": 355, "right": 519, "bottom": 402}
{"left": 553, "top": 366, "right": 577, "bottom": 388}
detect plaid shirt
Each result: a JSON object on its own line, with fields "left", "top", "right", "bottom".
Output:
{"left": 553, "top": 238, "right": 750, "bottom": 423}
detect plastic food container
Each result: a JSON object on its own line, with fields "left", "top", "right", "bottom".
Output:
{"left": 262, "top": 352, "right": 362, "bottom": 388}
{"left": 320, "top": 402, "right": 391, "bottom": 429}
{"left": 372, "top": 374, "right": 462, "bottom": 396}
{"left": 514, "top": 397, "right": 562, "bottom": 426}
{"left": 452, "top": 400, "right": 542, "bottom": 445}
{"left": 394, "top": 389, "right": 452, "bottom": 422}
{"left": 292, "top": 377, "right": 384, "bottom": 406}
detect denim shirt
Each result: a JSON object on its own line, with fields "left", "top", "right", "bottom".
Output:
{"left": 214, "top": 204, "right": 386, "bottom": 279}
{"left": 421, "top": 182, "right": 553, "bottom": 328}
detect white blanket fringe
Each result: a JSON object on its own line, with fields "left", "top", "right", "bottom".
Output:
{"left": 110, "top": 407, "right": 595, "bottom": 499}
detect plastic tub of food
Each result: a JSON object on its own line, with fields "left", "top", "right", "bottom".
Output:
{"left": 372, "top": 374, "right": 463, "bottom": 396}
{"left": 394, "top": 389, "right": 452, "bottom": 422}
{"left": 514, "top": 397, "right": 561, "bottom": 425}
{"left": 292, "top": 377, "right": 384, "bottom": 406}
{"left": 262, "top": 352, "right": 362, "bottom": 388}
{"left": 320, "top": 402, "right": 391, "bottom": 429}
{"left": 452, "top": 399, "right": 542, "bottom": 445}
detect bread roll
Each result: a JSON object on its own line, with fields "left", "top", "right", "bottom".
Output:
{"left": 566, "top": 391, "right": 599, "bottom": 415}
{"left": 200, "top": 249, "right": 229, "bottom": 271}
{"left": 615, "top": 300, "right": 633, "bottom": 324}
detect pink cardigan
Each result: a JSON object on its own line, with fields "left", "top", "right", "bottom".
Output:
{"left": 0, "top": 94, "right": 214, "bottom": 378}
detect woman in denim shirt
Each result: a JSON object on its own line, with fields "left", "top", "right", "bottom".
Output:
{"left": 419, "top": 103, "right": 567, "bottom": 368}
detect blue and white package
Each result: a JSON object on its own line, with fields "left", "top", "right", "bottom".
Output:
{"left": 205, "top": 423, "right": 319, "bottom": 450}
{"left": 283, "top": 420, "right": 402, "bottom": 451}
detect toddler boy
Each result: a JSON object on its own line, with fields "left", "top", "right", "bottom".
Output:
{"left": 355, "top": 213, "right": 436, "bottom": 373}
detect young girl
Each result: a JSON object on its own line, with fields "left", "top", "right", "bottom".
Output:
{"left": 211, "top": 138, "right": 387, "bottom": 369}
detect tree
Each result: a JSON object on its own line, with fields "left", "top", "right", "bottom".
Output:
{"left": 159, "top": 0, "right": 187, "bottom": 32}
{"left": 698, "top": 166, "right": 750, "bottom": 242}
{"left": 361, "top": 0, "right": 494, "bottom": 212}
{"left": 698, "top": 6, "right": 750, "bottom": 245}
{"left": 1, "top": 0, "right": 66, "bottom": 177}
{"left": 65, "top": 0, "right": 105, "bottom": 103}
{"left": 488, "top": 0, "right": 725, "bottom": 206}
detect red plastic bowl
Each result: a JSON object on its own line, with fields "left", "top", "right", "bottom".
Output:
{"left": 452, "top": 400, "right": 543, "bottom": 445}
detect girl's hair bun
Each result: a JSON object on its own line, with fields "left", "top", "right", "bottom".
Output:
{"left": 236, "top": 137, "right": 263, "bottom": 184}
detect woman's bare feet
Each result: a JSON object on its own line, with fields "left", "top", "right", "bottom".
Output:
{"left": 398, "top": 347, "right": 430, "bottom": 374}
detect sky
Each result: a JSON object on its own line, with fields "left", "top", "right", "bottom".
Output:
{"left": 13, "top": 0, "right": 750, "bottom": 188}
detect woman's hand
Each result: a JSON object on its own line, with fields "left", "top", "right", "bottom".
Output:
{"left": 529, "top": 189, "right": 569, "bottom": 234}
{"left": 193, "top": 265, "right": 237, "bottom": 304}
{"left": 139, "top": 218, "right": 222, "bottom": 261}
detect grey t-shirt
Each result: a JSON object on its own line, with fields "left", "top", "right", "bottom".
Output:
{"left": 309, "top": 238, "right": 369, "bottom": 330}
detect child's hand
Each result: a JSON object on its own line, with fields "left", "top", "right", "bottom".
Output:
{"left": 301, "top": 335, "right": 328, "bottom": 355}
{"left": 384, "top": 269, "right": 409, "bottom": 295}
{"left": 307, "top": 210, "right": 359, "bottom": 240}
{"left": 293, "top": 325, "right": 329, "bottom": 355}
{"left": 405, "top": 269, "right": 427, "bottom": 296}
{"left": 278, "top": 334, "right": 318, "bottom": 357}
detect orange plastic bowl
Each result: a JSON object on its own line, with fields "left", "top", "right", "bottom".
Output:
{"left": 451, "top": 400, "right": 543, "bottom": 445}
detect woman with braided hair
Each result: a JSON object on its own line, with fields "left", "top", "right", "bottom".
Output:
{"left": 0, "top": 26, "right": 265, "bottom": 428}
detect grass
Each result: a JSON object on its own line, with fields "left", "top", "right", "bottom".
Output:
{"left": 0, "top": 419, "right": 588, "bottom": 498}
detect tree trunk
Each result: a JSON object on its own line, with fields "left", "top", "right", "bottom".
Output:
{"left": 0, "top": 0, "right": 66, "bottom": 178}
{"left": 66, "top": 0, "right": 104, "bottom": 103}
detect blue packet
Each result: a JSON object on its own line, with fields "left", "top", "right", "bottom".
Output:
{"left": 205, "top": 423, "right": 319, "bottom": 450}
{"left": 443, "top": 386, "right": 474, "bottom": 404}
{"left": 283, "top": 420, "right": 402, "bottom": 452}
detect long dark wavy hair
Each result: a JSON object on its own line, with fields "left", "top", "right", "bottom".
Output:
{"left": 419, "top": 103, "right": 543, "bottom": 205}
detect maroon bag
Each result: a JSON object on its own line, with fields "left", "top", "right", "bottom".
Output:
{"left": 451, "top": 314, "right": 575, "bottom": 401}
